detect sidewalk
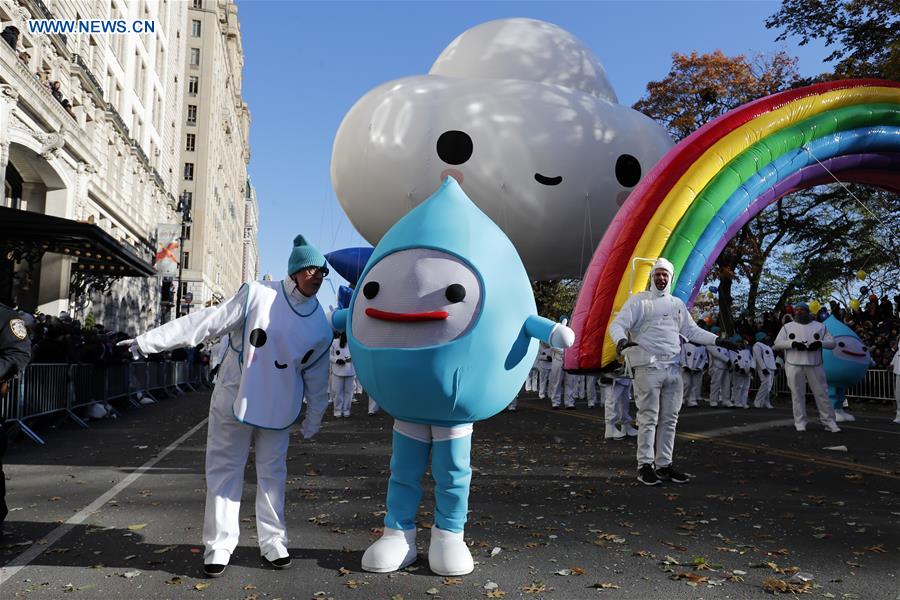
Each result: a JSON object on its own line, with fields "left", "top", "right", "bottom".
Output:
{"left": 1, "top": 391, "right": 898, "bottom": 599}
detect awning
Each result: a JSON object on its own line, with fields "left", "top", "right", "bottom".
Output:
{"left": 0, "top": 206, "right": 155, "bottom": 277}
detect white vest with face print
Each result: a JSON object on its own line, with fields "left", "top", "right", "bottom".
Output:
{"left": 231, "top": 280, "right": 332, "bottom": 429}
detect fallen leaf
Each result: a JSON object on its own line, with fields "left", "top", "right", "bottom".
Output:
{"left": 127, "top": 523, "right": 148, "bottom": 531}
{"left": 121, "top": 570, "right": 141, "bottom": 579}
{"left": 166, "top": 576, "right": 183, "bottom": 585}
{"left": 338, "top": 567, "right": 351, "bottom": 577}
{"left": 484, "top": 582, "right": 499, "bottom": 590}
{"left": 521, "top": 581, "right": 549, "bottom": 593}
{"left": 570, "top": 567, "right": 586, "bottom": 576}
{"left": 864, "top": 544, "right": 886, "bottom": 553}
{"left": 670, "top": 572, "right": 709, "bottom": 585}
{"left": 425, "top": 588, "right": 439, "bottom": 596}
{"left": 761, "top": 576, "right": 813, "bottom": 594}
{"left": 194, "top": 582, "right": 210, "bottom": 591}
{"left": 588, "top": 582, "right": 621, "bottom": 589}
{"left": 153, "top": 545, "right": 177, "bottom": 554}
{"left": 490, "top": 547, "right": 501, "bottom": 557}
{"left": 443, "top": 577, "right": 463, "bottom": 586}
{"left": 486, "top": 590, "right": 507, "bottom": 599}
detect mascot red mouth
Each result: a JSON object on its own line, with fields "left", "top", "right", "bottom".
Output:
{"left": 365, "top": 308, "right": 449, "bottom": 322}
{"left": 840, "top": 349, "right": 866, "bottom": 357}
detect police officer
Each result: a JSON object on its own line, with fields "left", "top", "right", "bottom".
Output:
{"left": 1, "top": 303, "right": 33, "bottom": 536}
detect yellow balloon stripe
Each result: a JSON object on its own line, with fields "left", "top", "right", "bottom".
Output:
{"left": 599, "top": 85, "right": 900, "bottom": 366}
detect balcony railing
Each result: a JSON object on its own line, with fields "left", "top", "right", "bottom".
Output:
{"left": 106, "top": 102, "right": 130, "bottom": 138}
{"left": 72, "top": 53, "right": 105, "bottom": 100}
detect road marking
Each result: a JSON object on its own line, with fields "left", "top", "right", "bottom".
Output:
{"left": 692, "top": 418, "right": 795, "bottom": 438}
{"left": 528, "top": 403, "right": 900, "bottom": 481}
{"left": 0, "top": 417, "right": 209, "bottom": 586}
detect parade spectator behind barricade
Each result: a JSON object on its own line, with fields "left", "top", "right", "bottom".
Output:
{"left": 1, "top": 301, "right": 33, "bottom": 537}
{"left": 50, "top": 81, "right": 63, "bottom": 103}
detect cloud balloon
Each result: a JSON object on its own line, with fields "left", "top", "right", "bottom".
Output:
{"left": 331, "top": 18, "right": 673, "bottom": 280}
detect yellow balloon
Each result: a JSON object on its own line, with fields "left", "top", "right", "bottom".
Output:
{"left": 849, "top": 299, "right": 860, "bottom": 310}
{"left": 808, "top": 300, "right": 821, "bottom": 314}
{"left": 856, "top": 270, "right": 867, "bottom": 280}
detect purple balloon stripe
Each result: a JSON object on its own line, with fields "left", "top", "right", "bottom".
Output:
{"left": 686, "top": 152, "right": 900, "bottom": 307}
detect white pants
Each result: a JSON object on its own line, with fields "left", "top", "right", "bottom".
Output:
{"left": 682, "top": 370, "right": 702, "bottom": 406}
{"left": 368, "top": 396, "right": 380, "bottom": 414}
{"left": 331, "top": 375, "right": 355, "bottom": 415}
{"left": 602, "top": 380, "right": 633, "bottom": 425}
{"left": 632, "top": 365, "right": 683, "bottom": 468}
{"left": 894, "top": 374, "right": 900, "bottom": 420}
{"left": 753, "top": 372, "right": 774, "bottom": 408}
{"left": 785, "top": 363, "right": 837, "bottom": 430}
{"left": 731, "top": 373, "right": 751, "bottom": 407}
{"left": 585, "top": 376, "right": 597, "bottom": 407}
{"left": 709, "top": 367, "right": 732, "bottom": 406}
{"left": 548, "top": 365, "right": 564, "bottom": 406}
{"left": 537, "top": 367, "right": 552, "bottom": 398}
{"left": 526, "top": 368, "right": 539, "bottom": 392}
{"left": 203, "top": 387, "right": 290, "bottom": 562}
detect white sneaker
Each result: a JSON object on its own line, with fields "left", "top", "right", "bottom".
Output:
{"left": 834, "top": 409, "right": 856, "bottom": 422}
{"left": 824, "top": 424, "right": 841, "bottom": 433}
{"left": 893, "top": 416, "right": 900, "bottom": 424}
{"left": 604, "top": 423, "right": 626, "bottom": 440}
{"left": 428, "top": 527, "right": 473, "bottom": 576}
{"left": 361, "top": 527, "right": 417, "bottom": 573}
{"left": 624, "top": 424, "right": 639, "bottom": 437}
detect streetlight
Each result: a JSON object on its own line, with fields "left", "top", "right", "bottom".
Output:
{"left": 175, "top": 192, "right": 192, "bottom": 318}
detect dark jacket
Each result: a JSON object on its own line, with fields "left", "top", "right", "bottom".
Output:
{"left": 0, "top": 304, "right": 32, "bottom": 381}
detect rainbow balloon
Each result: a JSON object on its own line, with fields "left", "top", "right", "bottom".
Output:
{"left": 566, "top": 79, "right": 900, "bottom": 372}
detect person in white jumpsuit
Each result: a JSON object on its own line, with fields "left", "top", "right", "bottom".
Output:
{"left": 548, "top": 346, "right": 569, "bottom": 408}
{"left": 585, "top": 375, "right": 598, "bottom": 408}
{"left": 773, "top": 302, "right": 840, "bottom": 432}
{"left": 730, "top": 338, "right": 753, "bottom": 409}
{"left": 601, "top": 373, "right": 638, "bottom": 439}
{"left": 679, "top": 340, "right": 705, "bottom": 408}
{"left": 536, "top": 342, "right": 553, "bottom": 399}
{"left": 707, "top": 329, "right": 734, "bottom": 407}
{"left": 891, "top": 336, "right": 900, "bottom": 424}
{"left": 608, "top": 258, "right": 736, "bottom": 486}
{"left": 120, "top": 235, "right": 332, "bottom": 577}
{"left": 752, "top": 332, "right": 776, "bottom": 409}
{"left": 330, "top": 331, "right": 356, "bottom": 417}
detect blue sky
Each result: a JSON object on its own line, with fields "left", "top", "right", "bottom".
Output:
{"left": 238, "top": 0, "right": 835, "bottom": 307}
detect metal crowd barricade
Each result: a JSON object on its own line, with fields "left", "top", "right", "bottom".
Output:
{"left": 770, "top": 368, "right": 894, "bottom": 403}
{"left": 0, "top": 359, "right": 209, "bottom": 445}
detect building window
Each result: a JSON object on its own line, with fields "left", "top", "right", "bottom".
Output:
{"left": 189, "top": 48, "right": 200, "bottom": 66}
{"left": 187, "top": 104, "right": 197, "bottom": 125}
{"left": 182, "top": 251, "right": 190, "bottom": 269}
{"left": 192, "top": 0, "right": 203, "bottom": 8}
{"left": 184, "top": 162, "right": 194, "bottom": 180}
{"left": 188, "top": 76, "right": 198, "bottom": 95}
{"left": 185, "top": 133, "right": 196, "bottom": 151}
{"left": 191, "top": 19, "right": 201, "bottom": 37}
{"left": 182, "top": 224, "right": 191, "bottom": 240}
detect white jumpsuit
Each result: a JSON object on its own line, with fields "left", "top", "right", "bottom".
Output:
{"left": 608, "top": 286, "right": 718, "bottom": 468}
{"left": 773, "top": 320, "right": 838, "bottom": 431}
{"left": 707, "top": 345, "right": 733, "bottom": 407}
{"left": 752, "top": 341, "right": 776, "bottom": 408}
{"left": 730, "top": 348, "right": 753, "bottom": 408}
{"left": 536, "top": 343, "right": 553, "bottom": 398}
{"left": 891, "top": 341, "right": 900, "bottom": 423}
{"left": 136, "top": 277, "right": 331, "bottom": 565}
{"left": 679, "top": 342, "right": 705, "bottom": 407}
{"left": 330, "top": 338, "right": 356, "bottom": 417}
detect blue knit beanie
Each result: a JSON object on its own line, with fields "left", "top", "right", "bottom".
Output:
{"left": 755, "top": 331, "right": 767, "bottom": 342}
{"left": 287, "top": 234, "right": 326, "bottom": 276}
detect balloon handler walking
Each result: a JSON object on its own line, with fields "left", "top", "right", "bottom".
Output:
{"left": 119, "top": 235, "right": 333, "bottom": 577}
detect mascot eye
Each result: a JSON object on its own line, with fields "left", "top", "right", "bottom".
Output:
{"left": 838, "top": 342, "right": 846, "bottom": 348}
{"left": 615, "top": 154, "right": 641, "bottom": 187}
{"left": 861, "top": 346, "right": 867, "bottom": 352}
{"left": 436, "top": 130, "right": 473, "bottom": 165}
{"left": 249, "top": 328, "right": 267, "bottom": 348}
{"left": 788, "top": 333, "right": 796, "bottom": 340}
{"left": 445, "top": 283, "right": 466, "bottom": 303}
{"left": 363, "top": 281, "right": 380, "bottom": 299}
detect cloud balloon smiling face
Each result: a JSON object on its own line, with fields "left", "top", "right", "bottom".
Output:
{"left": 331, "top": 18, "right": 673, "bottom": 281}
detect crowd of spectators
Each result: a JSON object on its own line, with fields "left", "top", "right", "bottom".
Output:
{"left": 2, "top": 25, "right": 76, "bottom": 118}
{"left": 715, "top": 293, "right": 900, "bottom": 371}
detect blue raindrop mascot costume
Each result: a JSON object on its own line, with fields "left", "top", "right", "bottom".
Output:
{"left": 120, "top": 235, "right": 333, "bottom": 577}
{"left": 331, "top": 178, "right": 574, "bottom": 576}
{"left": 821, "top": 315, "right": 873, "bottom": 423}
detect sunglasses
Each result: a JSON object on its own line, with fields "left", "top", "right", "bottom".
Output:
{"left": 302, "top": 266, "right": 329, "bottom": 277}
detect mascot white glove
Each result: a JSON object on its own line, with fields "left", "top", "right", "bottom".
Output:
{"left": 549, "top": 318, "right": 575, "bottom": 349}
{"left": 116, "top": 338, "right": 146, "bottom": 360}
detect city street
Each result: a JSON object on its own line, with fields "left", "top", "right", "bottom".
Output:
{"left": 1, "top": 389, "right": 898, "bottom": 599}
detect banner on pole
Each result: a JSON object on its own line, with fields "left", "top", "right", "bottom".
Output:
{"left": 155, "top": 223, "right": 181, "bottom": 276}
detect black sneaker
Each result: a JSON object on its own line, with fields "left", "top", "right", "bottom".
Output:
{"left": 263, "top": 555, "right": 292, "bottom": 570}
{"left": 203, "top": 563, "right": 227, "bottom": 578}
{"left": 636, "top": 463, "right": 661, "bottom": 486}
{"left": 655, "top": 465, "right": 691, "bottom": 484}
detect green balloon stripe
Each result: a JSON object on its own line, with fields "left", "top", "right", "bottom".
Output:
{"left": 662, "top": 103, "right": 900, "bottom": 274}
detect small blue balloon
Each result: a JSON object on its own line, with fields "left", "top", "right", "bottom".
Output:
{"left": 860, "top": 286, "right": 868, "bottom": 295}
{"left": 709, "top": 286, "right": 718, "bottom": 294}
